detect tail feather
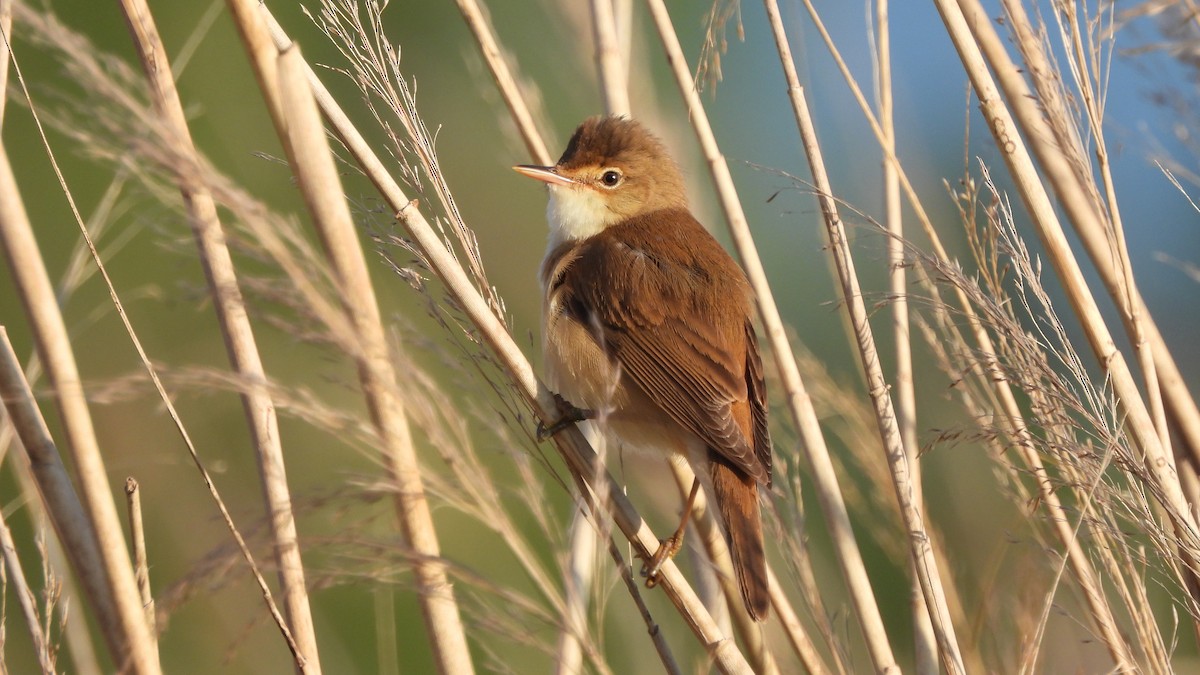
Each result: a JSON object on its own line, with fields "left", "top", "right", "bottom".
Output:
{"left": 710, "top": 454, "right": 769, "bottom": 621}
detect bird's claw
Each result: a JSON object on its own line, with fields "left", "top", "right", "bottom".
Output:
{"left": 536, "top": 396, "right": 594, "bottom": 442}
{"left": 641, "top": 535, "right": 683, "bottom": 588}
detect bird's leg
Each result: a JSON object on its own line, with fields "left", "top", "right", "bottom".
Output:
{"left": 643, "top": 478, "right": 701, "bottom": 588}
{"left": 536, "top": 393, "right": 595, "bottom": 441}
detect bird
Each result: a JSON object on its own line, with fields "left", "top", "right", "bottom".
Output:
{"left": 514, "top": 115, "right": 772, "bottom": 621}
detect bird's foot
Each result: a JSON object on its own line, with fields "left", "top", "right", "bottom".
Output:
{"left": 536, "top": 395, "right": 595, "bottom": 441}
{"left": 641, "top": 535, "right": 683, "bottom": 588}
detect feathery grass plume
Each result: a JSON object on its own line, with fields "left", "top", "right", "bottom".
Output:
{"left": 913, "top": 162, "right": 1185, "bottom": 669}
{"left": 311, "top": 0, "right": 506, "bottom": 323}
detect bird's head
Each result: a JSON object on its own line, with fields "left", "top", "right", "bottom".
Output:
{"left": 514, "top": 116, "right": 688, "bottom": 244}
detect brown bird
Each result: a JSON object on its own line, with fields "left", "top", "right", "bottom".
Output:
{"left": 514, "top": 116, "right": 772, "bottom": 621}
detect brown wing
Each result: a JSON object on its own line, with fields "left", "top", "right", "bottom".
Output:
{"left": 565, "top": 210, "right": 769, "bottom": 484}
{"left": 744, "top": 322, "right": 772, "bottom": 487}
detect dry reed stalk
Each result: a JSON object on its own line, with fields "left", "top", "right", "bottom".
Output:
{"left": 788, "top": 81, "right": 966, "bottom": 672}
{"left": 792, "top": 0, "right": 1145, "bottom": 664}
{"left": 453, "top": 0, "right": 553, "bottom": 166}
{"left": 272, "top": 44, "right": 475, "bottom": 675}
{"left": 123, "top": 478, "right": 154, "bottom": 646}
{"left": 114, "top": 1, "right": 322, "bottom": 670}
{"left": 590, "top": 0, "right": 631, "bottom": 117}
{"left": 0, "top": 0, "right": 10, "bottom": 124}
{"left": 0, "top": 327, "right": 122, "bottom": 664}
{"left": 933, "top": 0, "right": 1200, "bottom": 602}
{"left": 613, "top": 0, "right": 633, "bottom": 67}
{"left": 996, "top": 0, "right": 1200, "bottom": 473}
{"left": 2, "top": 51, "right": 122, "bottom": 671}
{"left": 0, "top": 138, "right": 161, "bottom": 673}
{"left": 665, "top": 464, "right": 777, "bottom": 675}
{"left": 0, "top": 175, "right": 121, "bottom": 675}
{"left": 10, "top": 5, "right": 325, "bottom": 670}
{"left": 114, "top": 0, "right": 321, "bottom": 662}
{"left": 872, "top": 1, "right": 936, "bottom": 670}
{"left": 554, "top": 505, "right": 597, "bottom": 675}
{"left": 764, "top": 566, "right": 828, "bottom": 675}
{"left": 0, "top": 498, "right": 54, "bottom": 673}
{"left": 642, "top": 1, "right": 899, "bottom": 670}
{"left": 257, "top": 9, "right": 753, "bottom": 672}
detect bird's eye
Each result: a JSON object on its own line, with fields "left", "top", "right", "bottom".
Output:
{"left": 600, "top": 170, "right": 622, "bottom": 187}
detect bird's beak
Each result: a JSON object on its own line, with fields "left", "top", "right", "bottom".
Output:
{"left": 513, "top": 164, "right": 576, "bottom": 186}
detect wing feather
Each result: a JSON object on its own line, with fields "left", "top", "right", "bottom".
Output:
{"left": 564, "top": 209, "right": 770, "bottom": 484}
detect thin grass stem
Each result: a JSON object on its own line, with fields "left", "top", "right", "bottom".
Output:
{"left": 115, "top": 1, "right": 322, "bottom": 669}
{"left": 590, "top": 0, "right": 631, "bottom": 117}
{"left": 789, "top": 81, "right": 966, "bottom": 673}
{"left": 0, "top": 326, "right": 123, "bottom": 665}
{"left": 652, "top": 0, "right": 901, "bottom": 669}
{"left": 936, "top": 0, "right": 1200, "bottom": 602}
{"left": 0, "top": 133, "right": 161, "bottom": 674}
{"left": 274, "top": 44, "right": 474, "bottom": 675}
{"left": 123, "top": 478, "right": 155, "bottom": 646}
{"left": 872, "top": 1, "right": 937, "bottom": 670}
{"left": 0, "top": 499, "right": 54, "bottom": 673}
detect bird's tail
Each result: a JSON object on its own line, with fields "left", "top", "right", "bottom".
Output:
{"left": 710, "top": 454, "right": 769, "bottom": 621}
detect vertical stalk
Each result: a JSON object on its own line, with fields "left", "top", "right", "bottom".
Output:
{"left": 273, "top": 44, "right": 476, "bottom": 674}
{"left": 0, "top": 503, "right": 54, "bottom": 673}
{"left": 115, "top": 0, "right": 322, "bottom": 670}
{"left": 790, "top": 83, "right": 966, "bottom": 673}
{"left": 651, "top": 0, "right": 901, "bottom": 669}
{"left": 123, "top": 478, "right": 155, "bottom": 645}
{"left": 934, "top": 0, "right": 1200, "bottom": 581}
{"left": 786, "top": 0, "right": 1138, "bottom": 665}
{"left": 874, "top": 0, "right": 937, "bottom": 669}
{"left": 0, "top": 142, "right": 162, "bottom": 674}
{"left": 590, "top": 0, "right": 631, "bottom": 116}
{"left": 452, "top": 0, "right": 553, "bottom": 165}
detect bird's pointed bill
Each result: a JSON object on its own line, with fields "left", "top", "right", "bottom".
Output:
{"left": 513, "top": 164, "right": 575, "bottom": 186}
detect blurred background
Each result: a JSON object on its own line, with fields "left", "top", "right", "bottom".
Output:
{"left": 1, "top": 0, "right": 1198, "bottom": 672}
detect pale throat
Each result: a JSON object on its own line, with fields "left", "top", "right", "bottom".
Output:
{"left": 544, "top": 184, "right": 620, "bottom": 250}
